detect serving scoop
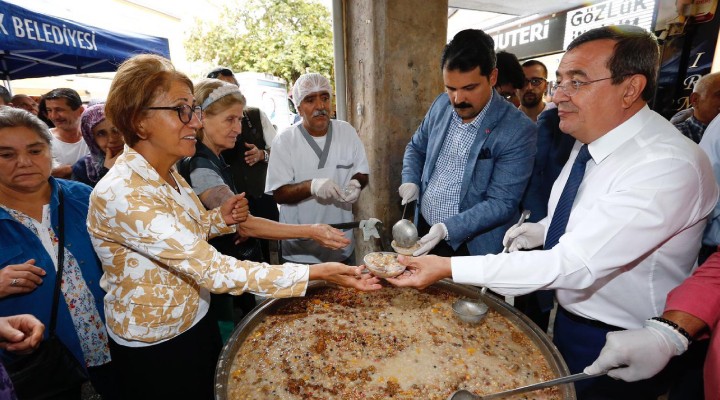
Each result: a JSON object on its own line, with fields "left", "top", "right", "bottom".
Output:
{"left": 392, "top": 202, "right": 418, "bottom": 248}
{"left": 448, "top": 372, "right": 605, "bottom": 399}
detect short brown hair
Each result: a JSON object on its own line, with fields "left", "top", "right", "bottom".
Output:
{"left": 105, "top": 54, "right": 194, "bottom": 147}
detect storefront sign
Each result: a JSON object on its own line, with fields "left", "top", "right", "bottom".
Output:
{"left": 490, "top": 14, "right": 566, "bottom": 59}
{"left": 563, "top": 0, "right": 657, "bottom": 48}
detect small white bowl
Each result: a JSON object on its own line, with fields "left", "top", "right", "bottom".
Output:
{"left": 363, "top": 252, "right": 406, "bottom": 278}
{"left": 391, "top": 240, "right": 420, "bottom": 256}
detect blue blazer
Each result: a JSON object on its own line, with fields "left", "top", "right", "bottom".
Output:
{"left": 0, "top": 178, "right": 106, "bottom": 368}
{"left": 402, "top": 92, "right": 537, "bottom": 255}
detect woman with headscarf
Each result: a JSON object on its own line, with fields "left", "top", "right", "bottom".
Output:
{"left": 71, "top": 104, "right": 124, "bottom": 187}
{"left": 86, "top": 54, "right": 381, "bottom": 399}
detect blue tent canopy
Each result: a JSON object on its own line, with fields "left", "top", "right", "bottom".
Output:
{"left": 0, "top": 1, "right": 170, "bottom": 80}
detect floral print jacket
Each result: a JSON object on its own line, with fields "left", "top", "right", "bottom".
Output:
{"left": 87, "top": 146, "right": 309, "bottom": 343}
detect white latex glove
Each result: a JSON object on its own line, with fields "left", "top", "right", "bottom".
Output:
{"left": 502, "top": 222, "right": 544, "bottom": 252}
{"left": 413, "top": 223, "right": 448, "bottom": 256}
{"left": 398, "top": 183, "right": 419, "bottom": 205}
{"left": 311, "top": 178, "right": 343, "bottom": 201}
{"left": 584, "top": 319, "right": 688, "bottom": 381}
{"left": 341, "top": 179, "right": 362, "bottom": 203}
{"left": 359, "top": 218, "right": 381, "bottom": 241}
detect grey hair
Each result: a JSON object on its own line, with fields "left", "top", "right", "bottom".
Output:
{"left": 0, "top": 107, "right": 53, "bottom": 148}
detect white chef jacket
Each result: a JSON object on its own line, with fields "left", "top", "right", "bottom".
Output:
{"left": 452, "top": 105, "right": 719, "bottom": 329}
{"left": 265, "top": 120, "right": 369, "bottom": 263}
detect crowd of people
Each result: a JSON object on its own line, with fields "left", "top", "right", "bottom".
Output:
{"left": 0, "top": 23, "right": 718, "bottom": 400}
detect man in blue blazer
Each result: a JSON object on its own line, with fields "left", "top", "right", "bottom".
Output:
{"left": 400, "top": 29, "right": 537, "bottom": 257}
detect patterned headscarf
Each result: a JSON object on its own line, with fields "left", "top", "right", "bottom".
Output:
{"left": 80, "top": 103, "right": 107, "bottom": 184}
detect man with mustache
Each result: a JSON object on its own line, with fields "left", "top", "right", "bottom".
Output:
{"left": 43, "top": 88, "right": 88, "bottom": 178}
{"left": 519, "top": 60, "right": 553, "bottom": 122}
{"left": 399, "top": 29, "right": 537, "bottom": 257}
{"left": 266, "top": 73, "right": 369, "bottom": 264}
{"left": 389, "top": 25, "right": 717, "bottom": 399}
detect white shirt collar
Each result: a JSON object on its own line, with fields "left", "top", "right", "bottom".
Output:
{"left": 587, "top": 105, "right": 652, "bottom": 164}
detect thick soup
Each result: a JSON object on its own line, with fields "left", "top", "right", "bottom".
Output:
{"left": 226, "top": 286, "right": 562, "bottom": 400}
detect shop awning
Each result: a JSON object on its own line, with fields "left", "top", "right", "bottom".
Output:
{"left": 0, "top": 0, "right": 170, "bottom": 80}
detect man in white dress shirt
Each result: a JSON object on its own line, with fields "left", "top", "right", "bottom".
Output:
{"left": 699, "top": 114, "right": 720, "bottom": 262}
{"left": 389, "top": 25, "right": 718, "bottom": 399}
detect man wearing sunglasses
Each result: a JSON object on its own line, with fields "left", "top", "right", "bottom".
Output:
{"left": 519, "top": 60, "right": 553, "bottom": 122}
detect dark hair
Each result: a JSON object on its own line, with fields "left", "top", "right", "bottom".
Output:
{"left": 441, "top": 29, "right": 496, "bottom": 77}
{"left": 105, "top": 54, "right": 194, "bottom": 147}
{"left": 496, "top": 51, "right": 525, "bottom": 90}
{"left": 43, "top": 88, "right": 83, "bottom": 110}
{"left": 567, "top": 25, "right": 659, "bottom": 101}
{"left": 0, "top": 85, "right": 11, "bottom": 105}
{"left": 207, "top": 67, "right": 234, "bottom": 79}
{"left": 521, "top": 60, "right": 548, "bottom": 78}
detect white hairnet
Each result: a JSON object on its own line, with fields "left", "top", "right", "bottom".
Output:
{"left": 292, "top": 73, "right": 332, "bottom": 108}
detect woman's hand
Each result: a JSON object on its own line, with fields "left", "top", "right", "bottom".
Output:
{"left": 221, "top": 193, "right": 249, "bottom": 225}
{"left": 103, "top": 146, "right": 123, "bottom": 170}
{"left": 385, "top": 255, "right": 452, "bottom": 290}
{"left": 309, "top": 263, "right": 382, "bottom": 291}
{"left": 308, "top": 224, "right": 351, "bottom": 249}
{"left": 0, "top": 260, "right": 46, "bottom": 298}
{"left": 0, "top": 314, "right": 45, "bottom": 354}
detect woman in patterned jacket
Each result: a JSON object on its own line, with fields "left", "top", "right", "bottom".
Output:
{"left": 86, "top": 54, "right": 382, "bottom": 400}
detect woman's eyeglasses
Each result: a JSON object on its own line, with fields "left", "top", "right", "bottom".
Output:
{"left": 145, "top": 104, "right": 203, "bottom": 124}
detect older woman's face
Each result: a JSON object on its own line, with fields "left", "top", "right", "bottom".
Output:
{"left": 0, "top": 127, "right": 52, "bottom": 193}
{"left": 202, "top": 103, "right": 243, "bottom": 153}
{"left": 140, "top": 80, "right": 202, "bottom": 161}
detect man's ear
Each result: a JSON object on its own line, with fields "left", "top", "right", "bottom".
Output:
{"left": 689, "top": 92, "right": 700, "bottom": 108}
{"left": 622, "top": 74, "right": 646, "bottom": 108}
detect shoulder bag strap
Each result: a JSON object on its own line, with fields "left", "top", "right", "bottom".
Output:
{"left": 48, "top": 185, "right": 65, "bottom": 335}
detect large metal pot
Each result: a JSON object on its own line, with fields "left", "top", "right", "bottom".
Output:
{"left": 215, "top": 280, "right": 576, "bottom": 399}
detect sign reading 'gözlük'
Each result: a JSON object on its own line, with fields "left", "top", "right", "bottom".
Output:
{"left": 564, "top": 0, "right": 657, "bottom": 49}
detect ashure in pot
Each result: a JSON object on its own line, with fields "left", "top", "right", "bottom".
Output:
{"left": 215, "top": 281, "right": 576, "bottom": 400}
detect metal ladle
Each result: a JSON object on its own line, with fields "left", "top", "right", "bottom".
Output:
{"left": 450, "top": 209, "right": 529, "bottom": 325}
{"left": 447, "top": 372, "right": 606, "bottom": 399}
{"left": 452, "top": 287, "right": 489, "bottom": 324}
{"left": 392, "top": 202, "right": 418, "bottom": 248}
{"left": 502, "top": 210, "right": 531, "bottom": 253}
